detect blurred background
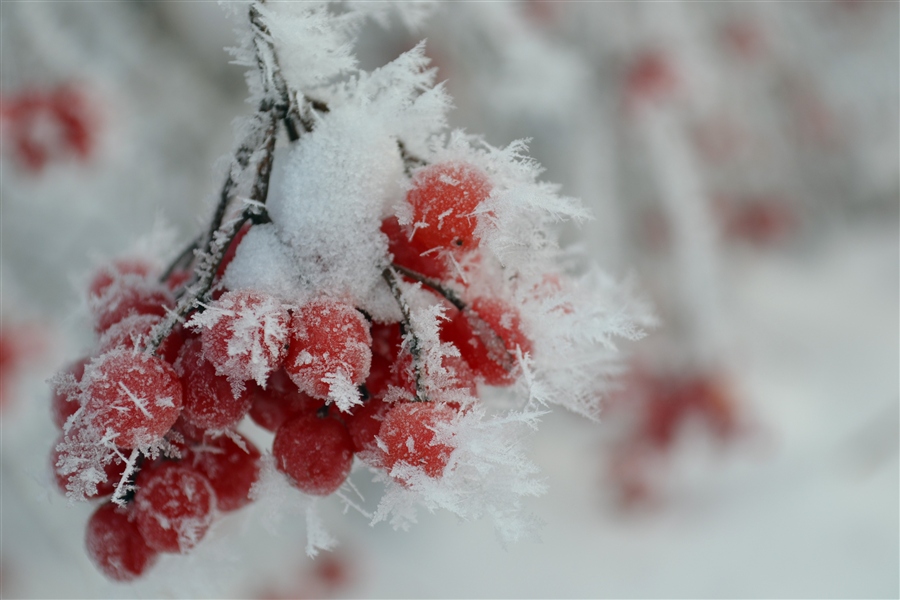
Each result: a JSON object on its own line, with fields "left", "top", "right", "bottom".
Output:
{"left": 1, "top": 1, "right": 897, "bottom": 597}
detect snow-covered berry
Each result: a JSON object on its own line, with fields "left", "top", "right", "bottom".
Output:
{"left": 378, "top": 401, "right": 458, "bottom": 480}
{"left": 192, "top": 289, "right": 289, "bottom": 387}
{"left": 285, "top": 299, "right": 372, "bottom": 403}
{"left": 442, "top": 298, "right": 531, "bottom": 386}
{"left": 406, "top": 162, "right": 492, "bottom": 252}
{"left": 82, "top": 350, "right": 183, "bottom": 448}
{"left": 133, "top": 462, "right": 217, "bottom": 553}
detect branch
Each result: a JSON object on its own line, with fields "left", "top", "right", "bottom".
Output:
{"left": 144, "top": 109, "right": 278, "bottom": 355}
{"left": 390, "top": 262, "right": 516, "bottom": 376}
{"left": 382, "top": 268, "right": 429, "bottom": 402}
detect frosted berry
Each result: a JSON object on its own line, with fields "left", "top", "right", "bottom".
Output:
{"left": 177, "top": 338, "right": 252, "bottom": 431}
{"left": 442, "top": 298, "right": 532, "bottom": 386}
{"left": 247, "top": 369, "right": 323, "bottom": 432}
{"left": 83, "top": 351, "right": 183, "bottom": 448}
{"left": 134, "top": 462, "right": 216, "bottom": 553}
{"left": 90, "top": 277, "right": 174, "bottom": 334}
{"left": 273, "top": 412, "right": 355, "bottom": 496}
{"left": 85, "top": 503, "right": 158, "bottom": 582}
{"left": 285, "top": 299, "right": 372, "bottom": 400}
{"left": 378, "top": 401, "right": 457, "bottom": 479}
{"left": 51, "top": 356, "right": 89, "bottom": 430}
{"left": 98, "top": 314, "right": 184, "bottom": 363}
{"left": 406, "top": 162, "right": 492, "bottom": 252}
{"left": 88, "top": 259, "right": 155, "bottom": 300}
{"left": 381, "top": 216, "right": 450, "bottom": 280}
{"left": 183, "top": 433, "right": 261, "bottom": 512}
{"left": 196, "top": 289, "right": 289, "bottom": 386}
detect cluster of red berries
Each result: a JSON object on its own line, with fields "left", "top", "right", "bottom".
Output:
{"left": 51, "top": 160, "right": 535, "bottom": 581}
{"left": 0, "top": 84, "right": 95, "bottom": 172}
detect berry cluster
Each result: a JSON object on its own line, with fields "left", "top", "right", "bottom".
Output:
{"left": 51, "top": 158, "right": 536, "bottom": 581}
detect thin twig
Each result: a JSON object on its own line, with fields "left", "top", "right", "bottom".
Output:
{"left": 390, "top": 262, "right": 516, "bottom": 375}
{"left": 382, "top": 268, "right": 429, "bottom": 402}
{"left": 390, "top": 263, "right": 465, "bottom": 311}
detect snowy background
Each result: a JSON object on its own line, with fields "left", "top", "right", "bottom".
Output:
{"left": 1, "top": 2, "right": 897, "bottom": 598}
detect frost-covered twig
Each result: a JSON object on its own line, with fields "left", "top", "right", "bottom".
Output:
{"left": 382, "top": 267, "right": 430, "bottom": 402}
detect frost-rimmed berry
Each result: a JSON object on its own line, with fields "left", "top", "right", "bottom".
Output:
{"left": 406, "top": 162, "right": 492, "bottom": 252}
{"left": 191, "top": 289, "right": 289, "bottom": 388}
{"left": 442, "top": 297, "right": 532, "bottom": 386}
{"left": 133, "top": 462, "right": 217, "bottom": 553}
{"left": 284, "top": 299, "right": 372, "bottom": 404}
{"left": 82, "top": 350, "right": 183, "bottom": 448}
{"left": 378, "top": 401, "right": 458, "bottom": 480}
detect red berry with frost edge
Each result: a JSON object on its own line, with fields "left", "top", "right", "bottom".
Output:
{"left": 51, "top": 356, "right": 89, "bottom": 430}
{"left": 183, "top": 433, "right": 261, "bottom": 512}
{"left": 273, "top": 412, "right": 355, "bottom": 496}
{"left": 177, "top": 338, "right": 252, "bottom": 431}
{"left": 442, "top": 298, "right": 532, "bottom": 386}
{"left": 88, "top": 259, "right": 154, "bottom": 300}
{"left": 406, "top": 162, "right": 492, "bottom": 252}
{"left": 247, "top": 369, "right": 323, "bottom": 432}
{"left": 378, "top": 401, "right": 458, "bottom": 479}
{"left": 86, "top": 502, "right": 158, "bottom": 582}
{"left": 133, "top": 462, "right": 216, "bottom": 553}
{"left": 83, "top": 350, "right": 183, "bottom": 448}
{"left": 98, "top": 314, "right": 184, "bottom": 363}
{"left": 380, "top": 216, "right": 450, "bottom": 280}
{"left": 285, "top": 299, "right": 372, "bottom": 401}
{"left": 91, "top": 281, "right": 175, "bottom": 334}
{"left": 195, "top": 289, "right": 289, "bottom": 386}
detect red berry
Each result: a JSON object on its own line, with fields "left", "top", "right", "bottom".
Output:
{"left": 90, "top": 276, "right": 174, "bottom": 334}
{"left": 83, "top": 351, "right": 183, "bottom": 448}
{"left": 370, "top": 322, "right": 403, "bottom": 362}
{"left": 85, "top": 503, "right": 158, "bottom": 582}
{"left": 51, "top": 356, "right": 89, "bottom": 430}
{"left": 285, "top": 300, "right": 372, "bottom": 400}
{"left": 380, "top": 217, "right": 450, "bottom": 280}
{"left": 441, "top": 298, "right": 531, "bottom": 386}
{"left": 177, "top": 338, "right": 252, "bottom": 431}
{"left": 183, "top": 433, "right": 261, "bottom": 512}
{"left": 247, "top": 369, "right": 323, "bottom": 432}
{"left": 406, "top": 162, "right": 492, "bottom": 252}
{"left": 88, "top": 259, "right": 155, "bottom": 300}
{"left": 378, "top": 401, "right": 457, "bottom": 479}
{"left": 133, "top": 462, "right": 216, "bottom": 553}
{"left": 98, "top": 314, "right": 184, "bottom": 363}
{"left": 345, "top": 397, "right": 392, "bottom": 453}
{"left": 273, "top": 413, "right": 355, "bottom": 496}
{"left": 196, "top": 290, "right": 289, "bottom": 386}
